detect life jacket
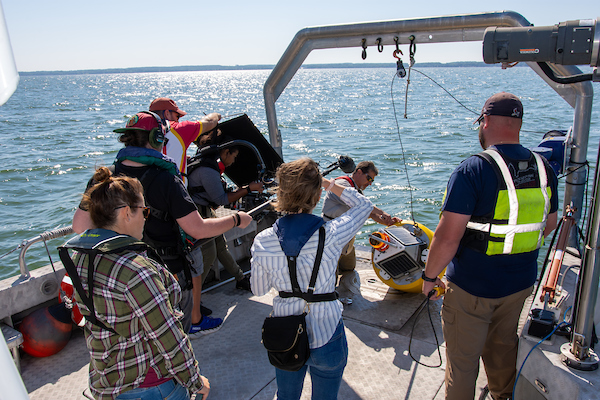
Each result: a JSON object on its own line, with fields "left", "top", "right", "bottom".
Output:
{"left": 461, "top": 148, "right": 551, "bottom": 256}
{"left": 114, "top": 147, "right": 180, "bottom": 177}
{"left": 335, "top": 176, "right": 363, "bottom": 194}
{"left": 186, "top": 152, "right": 227, "bottom": 209}
{"left": 58, "top": 229, "right": 164, "bottom": 334}
{"left": 273, "top": 214, "right": 337, "bottom": 302}
{"left": 336, "top": 176, "right": 355, "bottom": 187}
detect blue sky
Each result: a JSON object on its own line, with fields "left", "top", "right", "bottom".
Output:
{"left": 2, "top": 0, "right": 597, "bottom": 72}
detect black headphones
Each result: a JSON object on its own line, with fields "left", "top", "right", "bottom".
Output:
{"left": 140, "top": 111, "right": 169, "bottom": 149}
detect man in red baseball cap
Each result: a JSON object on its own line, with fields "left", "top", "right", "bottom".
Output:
{"left": 150, "top": 98, "right": 225, "bottom": 333}
{"left": 149, "top": 97, "right": 221, "bottom": 184}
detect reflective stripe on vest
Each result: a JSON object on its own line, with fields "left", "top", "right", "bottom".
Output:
{"left": 465, "top": 149, "right": 550, "bottom": 255}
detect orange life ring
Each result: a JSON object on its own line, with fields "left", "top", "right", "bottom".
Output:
{"left": 58, "top": 274, "right": 86, "bottom": 327}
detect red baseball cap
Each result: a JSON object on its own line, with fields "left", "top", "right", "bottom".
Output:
{"left": 149, "top": 97, "right": 187, "bottom": 116}
{"left": 113, "top": 113, "right": 158, "bottom": 133}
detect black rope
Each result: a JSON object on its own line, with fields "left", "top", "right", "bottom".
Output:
{"left": 0, "top": 243, "right": 21, "bottom": 260}
{"left": 390, "top": 73, "right": 416, "bottom": 223}
{"left": 410, "top": 68, "right": 480, "bottom": 116}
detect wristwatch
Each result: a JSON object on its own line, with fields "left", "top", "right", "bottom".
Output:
{"left": 421, "top": 271, "right": 437, "bottom": 282}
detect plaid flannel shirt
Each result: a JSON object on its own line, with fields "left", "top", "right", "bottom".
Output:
{"left": 73, "top": 248, "right": 203, "bottom": 399}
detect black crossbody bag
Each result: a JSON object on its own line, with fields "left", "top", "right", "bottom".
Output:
{"left": 262, "top": 226, "right": 336, "bottom": 371}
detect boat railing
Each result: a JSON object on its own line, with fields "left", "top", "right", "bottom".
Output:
{"left": 262, "top": 10, "right": 594, "bottom": 234}
{"left": 17, "top": 226, "right": 73, "bottom": 279}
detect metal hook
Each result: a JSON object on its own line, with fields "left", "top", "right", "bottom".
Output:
{"left": 376, "top": 38, "right": 383, "bottom": 52}
{"left": 361, "top": 38, "right": 367, "bottom": 60}
{"left": 393, "top": 49, "right": 403, "bottom": 59}
{"left": 408, "top": 35, "right": 417, "bottom": 66}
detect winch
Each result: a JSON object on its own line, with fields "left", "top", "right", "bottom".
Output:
{"left": 370, "top": 221, "right": 444, "bottom": 293}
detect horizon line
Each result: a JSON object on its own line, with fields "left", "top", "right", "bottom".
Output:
{"left": 19, "top": 61, "right": 502, "bottom": 76}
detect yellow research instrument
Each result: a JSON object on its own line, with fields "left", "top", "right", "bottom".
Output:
{"left": 369, "top": 221, "right": 445, "bottom": 293}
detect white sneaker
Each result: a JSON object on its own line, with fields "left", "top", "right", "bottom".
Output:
{"left": 340, "top": 270, "right": 361, "bottom": 295}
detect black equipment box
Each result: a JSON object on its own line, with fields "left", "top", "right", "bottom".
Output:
{"left": 218, "top": 114, "right": 283, "bottom": 186}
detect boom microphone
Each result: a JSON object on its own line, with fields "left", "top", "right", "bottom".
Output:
{"left": 338, "top": 155, "right": 356, "bottom": 174}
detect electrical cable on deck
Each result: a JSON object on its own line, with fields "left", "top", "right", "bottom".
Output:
{"left": 513, "top": 306, "right": 572, "bottom": 399}
{"left": 407, "top": 289, "right": 443, "bottom": 368}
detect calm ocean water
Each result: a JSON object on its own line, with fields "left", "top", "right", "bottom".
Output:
{"left": 1, "top": 67, "right": 599, "bottom": 279}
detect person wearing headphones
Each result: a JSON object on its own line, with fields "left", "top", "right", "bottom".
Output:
{"left": 148, "top": 97, "right": 225, "bottom": 333}
{"left": 72, "top": 111, "right": 252, "bottom": 337}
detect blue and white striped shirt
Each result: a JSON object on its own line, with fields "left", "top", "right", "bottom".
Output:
{"left": 251, "top": 188, "right": 373, "bottom": 349}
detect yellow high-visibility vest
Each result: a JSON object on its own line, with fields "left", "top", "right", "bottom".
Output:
{"left": 465, "top": 148, "right": 551, "bottom": 255}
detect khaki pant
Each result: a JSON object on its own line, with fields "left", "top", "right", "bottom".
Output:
{"left": 442, "top": 282, "right": 532, "bottom": 400}
{"left": 200, "top": 232, "right": 244, "bottom": 282}
{"left": 337, "top": 236, "right": 356, "bottom": 273}
{"left": 199, "top": 207, "right": 244, "bottom": 283}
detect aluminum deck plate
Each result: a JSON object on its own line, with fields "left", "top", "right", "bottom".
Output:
{"left": 21, "top": 249, "right": 494, "bottom": 400}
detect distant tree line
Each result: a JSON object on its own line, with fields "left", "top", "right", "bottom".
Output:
{"left": 20, "top": 61, "right": 506, "bottom": 76}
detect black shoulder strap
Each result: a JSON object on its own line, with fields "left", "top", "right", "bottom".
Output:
{"left": 58, "top": 247, "right": 118, "bottom": 334}
{"left": 280, "top": 226, "right": 338, "bottom": 302}
{"left": 138, "top": 167, "right": 170, "bottom": 221}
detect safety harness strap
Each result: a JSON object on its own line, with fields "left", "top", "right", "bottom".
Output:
{"left": 279, "top": 227, "right": 338, "bottom": 302}
{"left": 58, "top": 232, "right": 166, "bottom": 335}
{"left": 58, "top": 247, "right": 118, "bottom": 334}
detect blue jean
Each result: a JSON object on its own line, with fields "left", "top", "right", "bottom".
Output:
{"left": 275, "top": 319, "right": 348, "bottom": 400}
{"left": 115, "top": 379, "right": 190, "bottom": 400}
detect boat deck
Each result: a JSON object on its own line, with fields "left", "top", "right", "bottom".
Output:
{"left": 21, "top": 248, "right": 493, "bottom": 400}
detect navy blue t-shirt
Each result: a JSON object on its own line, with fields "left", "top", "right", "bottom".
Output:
{"left": 443, "top": 144, "right": 559, "bottom": 298}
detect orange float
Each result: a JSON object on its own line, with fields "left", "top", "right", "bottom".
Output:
{"left": 19, "top": 303, "right": 72, "bottom": 357}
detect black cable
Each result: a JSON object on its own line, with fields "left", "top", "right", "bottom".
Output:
{"left": 537, "top": 62, "right": 593, "bottom": 84}
{"left": 513, "top": 307, "right": 572, "bottom": 399}
{"left": 408, "top": 292, "right": 443, "bottom": 368}
{"left": 557, "top": 161, "right": 589, "bottom": 180}
{"left": 535, "top": 217, "right": 563, "bottom": 296}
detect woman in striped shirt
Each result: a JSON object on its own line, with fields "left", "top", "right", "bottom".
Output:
{"left": 251, "top": 158, "right": 373, "bottom": 400}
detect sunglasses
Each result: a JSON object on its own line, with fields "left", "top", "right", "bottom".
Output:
{"left": 366, "top": 175, "right": 375, "bottom": 183}
{"left": 115, "top": 205, "right": 150, "bottom": 219}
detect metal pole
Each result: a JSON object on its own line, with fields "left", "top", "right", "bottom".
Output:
{"left": 571, "top": 131, "right": 600, "bottom": 362}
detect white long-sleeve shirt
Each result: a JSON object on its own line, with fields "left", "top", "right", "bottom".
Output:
{"left": 251, "top": 187, "right": 373, "bottom": 348}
